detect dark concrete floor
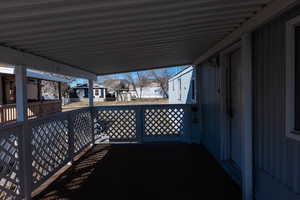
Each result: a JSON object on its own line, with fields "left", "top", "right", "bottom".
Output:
{"left": 34, "top": 143, "right": 242, "bottom": 200}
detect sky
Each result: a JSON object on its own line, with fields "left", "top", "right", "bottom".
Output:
{"left": 70, "top": 65, "right": 188, "bottom": 87}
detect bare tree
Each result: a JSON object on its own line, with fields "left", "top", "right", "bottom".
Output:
{"left": 124, "top": 73, "right": 138, "bottom": 98}
{"left": 148, "top": 69, "right": 171, "bottom": 98}
{"left": 136, "top": 72, "right": 149, "bottom": 99}
{"left": 97, "top": 74, "right": 116, "bottom": 84}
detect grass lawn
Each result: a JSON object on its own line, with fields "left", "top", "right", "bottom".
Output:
{"left": 62, "top": 98, "right": 168, "bottom": 111}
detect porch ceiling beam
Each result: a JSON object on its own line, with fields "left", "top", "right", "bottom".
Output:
{"left": 0, "top": 45, "right": 97, "bottom": 80}
{"left": 193, "top": 0, "right": 300, "bottom": 64}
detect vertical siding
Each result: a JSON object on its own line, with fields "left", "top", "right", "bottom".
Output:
{"left": 168, "top": 68, "right": 196, "bottom": 104}
{"left": 199, "top": 64, "right": 221, "bottom": 160}
{"left": 253, "top": 5, "right": 300, "bottom": 197}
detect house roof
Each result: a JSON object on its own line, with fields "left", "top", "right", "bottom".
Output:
{"left": 168, "top": 66, "right": 194, "bottom": 81}
{"left": 73, "top": 83, "right": 105, "bottom": 89}
{"left": 0, "top": 66, "right": 70, "bottom": 83}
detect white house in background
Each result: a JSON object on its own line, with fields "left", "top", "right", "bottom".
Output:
{"left": 72, "top": 83, "right": 107, "bottom": 102}
{"left": 134, "top": 82, "right": 166, "bottom": 99}
{"left": 168, "top": 66, "right": 196, "bottom": 104}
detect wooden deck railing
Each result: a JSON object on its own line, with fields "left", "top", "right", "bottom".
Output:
{"left": 0, "top": 100, "right": 62, "bottom": 124}
{"left": 0, "top": 104, "right": 192, "bottom": 199}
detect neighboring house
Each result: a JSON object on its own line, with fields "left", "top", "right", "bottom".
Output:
{"left": 133, "top": 82, "right": 166, "bottom": 99}
{"left": 102, "top": 79, "right": 165, "bottom": 101}
{"left": 72, "top": 83, "right": 107, "bottom": 102}
{"left": 101, "top": 79, "right": 130, "bottom": 101}
{"left": 0, "top": 65, "right": 69, "bottom": 124}
{"left": 168, "top": 66, "right": 196, "bottom": 104}
{"left": 0, "top": 66, "right": 69, "bottom": 105}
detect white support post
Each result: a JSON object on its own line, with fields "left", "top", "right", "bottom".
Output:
{"left": 241, "top": 33, "right": 253, "bottom": 200}
{"left": 88, "top": 79, "right": 94, "bottom": 107}
{"left": 15, "top": 66, "right": 32, "bottom": 199}
{"left": 103, "top": 88, "right": 106, "bottom": 100}
{"left": 136, "top": 106, "right": 144, "bottom": 144}
{"left": 88, "top": 79, "right": 95, "bottom": 145}
{"left": 15, "top": 66, "right": 27, "bottom": 122}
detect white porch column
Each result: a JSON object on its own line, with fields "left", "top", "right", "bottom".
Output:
{"left": 241, "top": 33, "right": 253, "bottom": 200}
{"left": 15, "top": 66, "right": 27, "bottom": 122}
{"left": 88, "top": 79, "right": 94, "bottom": 107}
{"left": 103, "top": 88, "right": 106, "bottom": 99}
{"left": 0, "top": 75, "right": 3, "bottom": 105}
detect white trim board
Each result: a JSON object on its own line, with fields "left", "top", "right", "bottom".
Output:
{"left": 193, "top": 0, "right": 300, "bottom": 65}
{"left": 0, "top": 45, "right": 96, "bottom": 80}
{"left": 219, "top": 35, "right": 253, "bottom": 200}
{"left": 0, "top": 66, "right": 70, "bottom": 83}
{"left": 285, "top": 15, "right": 300, "bottom": 142}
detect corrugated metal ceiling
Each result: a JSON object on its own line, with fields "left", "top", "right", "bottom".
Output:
{"left": 0, "top": 0, "right": 272, "bottom": 75}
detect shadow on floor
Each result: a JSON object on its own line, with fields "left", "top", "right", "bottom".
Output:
{"left": 34, "top": 143, "right": 242, "bottom": 200}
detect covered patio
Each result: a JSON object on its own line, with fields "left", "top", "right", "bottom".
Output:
{"left": 0, "top": 1, "right": 299, "bottom": 200}
{"left": 34, "top": 144, "right": 241, "bottom": 200}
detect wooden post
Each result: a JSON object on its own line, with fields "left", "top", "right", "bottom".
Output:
{"left": 20, "top": 124, "right": 33, "bottom": 200}
{"left": 90, "top": 107, "right": 96, "bottom": 145}
{"left": 15, "top": 66, "right": 27, "bottom": 122}
{"left": 184, "top": 105, "right": 192, "bottom": 143}
{"left": 0, "top": 75, "right": 3, "bottom": 105}
{"left": 241, "top": 33, "right": 253, "bottom": 200}
{"left": 15, "top": 66, "right": 32, "bottom": 199}
{"left": 0, "top": 75, "right": 3, "bottom": 123}
{"left": 58, "top": 82, "right": 62, "bottom": 101}
{"left": 37, "top": 79, "right": 41, "bottom": 101}
{"left": 136, "top": 106, "right": 144, "bottom": 144}
{"left": 67, "top": 113, "right": 75, "bottom": 161}
{"left": 88, "top": 79, "right": 94, "bottom": 107}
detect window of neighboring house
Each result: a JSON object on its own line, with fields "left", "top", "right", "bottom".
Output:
{"left": 95, "top": 89, "right": 99, "bottom": 96}
{"left": 286, "top": 17, "right": 300, "bottom": 141}
{"left": 178, "top": 78, "right": 181, "bottom": 100}
{"left": 192, "top": 79, "right": 196, "bottom": 100}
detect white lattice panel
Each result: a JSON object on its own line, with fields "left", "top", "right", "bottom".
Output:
{"left": 73, "top": 110, "right": 93, "bottom": 153}
{"left": 144, "top": 106, "right": 185, "bottom": 137}
{"left": 95, "top": 108, "right": 137, "bottom": 141}
{"left": 0, "top": 126, "right": 22, "bottom": 200}
{"left": 31, "top": 118, "right": 69, "bottom": 189}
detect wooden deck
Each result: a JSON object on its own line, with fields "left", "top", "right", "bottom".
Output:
{"left": 34, "top": 143, "right": 241, "bottom": 200}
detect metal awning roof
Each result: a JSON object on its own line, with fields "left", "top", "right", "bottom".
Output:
{"left": 0, "top": 0, "right": 281, "bottom": 77}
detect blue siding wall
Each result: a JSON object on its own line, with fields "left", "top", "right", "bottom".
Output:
{"left": 199, "top": 64, "right": 221, "bottom": 160}
{"left": 252, "top": 5, "right": 300, "bottom": 200}
{"left": 168, "top": 67, "right": 196, "bottom": 104}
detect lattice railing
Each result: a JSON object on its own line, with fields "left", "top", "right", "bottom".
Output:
{"left": 0, "top": 124, "right": 23, "bottom": 200}
{"left": 0, "top": 104, "right": 192, "bottom": 198}
{"left": 144, "top": 105, "right": 186, "bottom": 137}
{"left": 94, "top": 105, "right": 191, "bottom": 143}
{"left": 94, "top": 106, "right": 137, "bottom": 142}
{"left": 30, "top": 115, "right": 69, "bottom": 189}
{"left": 72, "top": 109, "right": 93, "bottom": 154}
